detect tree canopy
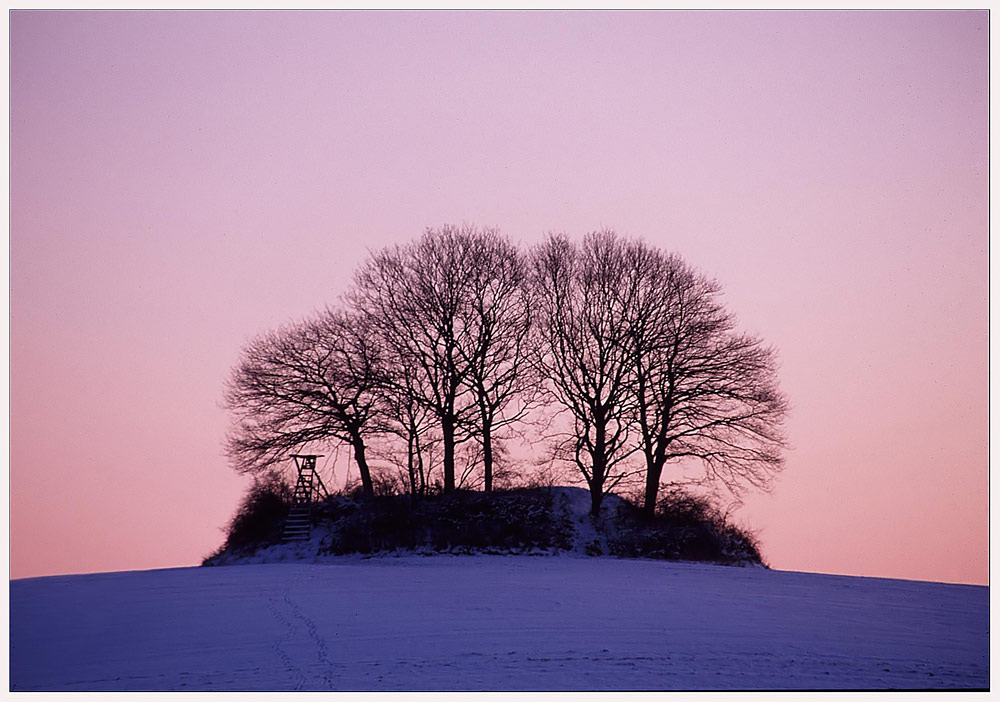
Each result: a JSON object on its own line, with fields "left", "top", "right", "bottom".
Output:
{"left": 224, "top": 225, "right": 788, "bottom": 516}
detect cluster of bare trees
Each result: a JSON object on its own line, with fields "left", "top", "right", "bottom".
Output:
{"left": 224, "top": 225, "right": 788, "bottom": 517}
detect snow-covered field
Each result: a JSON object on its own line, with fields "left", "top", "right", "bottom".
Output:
{"left": 11, "top": 555, "right": 988, "bottom": 691}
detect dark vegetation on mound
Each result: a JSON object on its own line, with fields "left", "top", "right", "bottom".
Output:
{"left": 314, "top": 488, "right": 573, "bottom": 556}
{"left": 205, "top": 477, "right": 764, "bottom": 567}
{"left": 218, "top": 472, "right": 293, "bottom": 553}
{"left": 609, "top": 489, "right": 764, "bottom": 564}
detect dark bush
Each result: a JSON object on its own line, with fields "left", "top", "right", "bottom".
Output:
{"left": 220, "top": 471, "right": 293, "bottom": 553}
{"left": 322, "top": 488, "right": 571, "bottom": 555}
{"left": 610, "top": 488, "right": 765, "bottom": 566}
{"left": 656, "top": 488, "right": 715, "bottom": 526}
{"left": 204, "top": 483, "right": 762, "bottom": 567}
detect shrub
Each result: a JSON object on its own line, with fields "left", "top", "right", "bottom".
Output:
{"left": 220, "top": 471, "right": 293, "bottom": 553}
{"left": 610, "top": 488, "right": 765, "bottom": 566}
{"left": 204, "top": 483, "right": 762, "bottom": 567}
{"left": 321, "top": 488, "right": 572, "bottom": 555}
{"left": 656, "top": 487, "right": 716, "bottom": 526}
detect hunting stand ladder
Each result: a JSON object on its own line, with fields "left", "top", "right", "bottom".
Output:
{"left": 281, "top": 454, "right": 330, "bottom": 542}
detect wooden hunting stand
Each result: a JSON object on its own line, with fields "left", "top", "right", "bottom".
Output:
{"left": 281, "top": 454, "right": 331, "bottom": 542}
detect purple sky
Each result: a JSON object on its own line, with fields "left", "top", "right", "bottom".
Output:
{"left": 10, "top": 11, "right": 988, "bottom": 584}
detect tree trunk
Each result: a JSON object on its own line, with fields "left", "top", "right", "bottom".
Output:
{"left": 415, "top": 432, "right": 426, "bottom": 496}
{"left": 590, "top": 483, "right": 604, "bottom": 517}
{"left": 442, "top": 414, "right": 456, "bottom": 492}
{"left": 590, "top": 414, "right": 607, "bottom": 516}
{"left": 407, "top": 433, "right": 417, "bottom": 505}
{"left": 353, "top": 436, "right": 374, "bottom": 498}
{"left": 482, "top": 411, "right": 494, "bottom": 493}
{"left": 642, "top": 461, "right": 663, "bottom": 520}
{"left": 587, "top": 457, "right": 607, "bottom": 517}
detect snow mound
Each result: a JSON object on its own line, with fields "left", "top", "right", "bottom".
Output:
{"left": 11, "top": 557, "right": 988, "bottom": 691}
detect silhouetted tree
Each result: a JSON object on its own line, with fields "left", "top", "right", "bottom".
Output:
{"left": 375, "top": 342, "right": 438, "bottom": 500}
{"left": 224, "top": 223, "right": 787, "bottom": 517}
{"left": 530, "top": 230, "right": 788, "bottom": 518}
{"left": 223, "top": 307, "right": 382, "bottom": 497}
{"left": 457, "top": 232, "right": 538, "bottom": 492}
{"left": 349, "top": 224, "right": 533, "bottom": 493}
{"left": 529, "top": 232, "right": 640, "bottom": 516}
{"left": 620, "top": 241, "right": 789, "bottom": 518}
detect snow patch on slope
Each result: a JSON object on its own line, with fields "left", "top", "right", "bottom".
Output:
{"left": 553, "top": 486, "right": 626, "bottom": 555}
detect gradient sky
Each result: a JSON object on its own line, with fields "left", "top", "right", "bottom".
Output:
{"left": 10, "top": 10, "right": 989, "bottom": 584}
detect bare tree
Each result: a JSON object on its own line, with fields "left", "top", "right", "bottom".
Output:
{"left": 620, "top": 240, "right": 789, "bottom": 518}
{"left": 374, "top": 341, "right": 439, "bottom": 500}
{"left": 530, "top": 230, "right": 787, "bottom": 518}
{"left": 223, "top": 307, "right": 383, "bottom": 497}
{"left": 349, "top": 224, "right": 534, "bottom": 493}
{"left": 225, "top": 224, "right": 786, "bottom": 517}
{"left": 457, "top": 232, "right": 538, "bottom": 492}
{"left": 529, "top": 232, "right": 641, "bottom": 516}
{"left": 348, "top": 226, "right": 479, "bottom": 492}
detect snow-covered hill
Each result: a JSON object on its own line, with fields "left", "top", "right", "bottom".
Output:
{"left": 11, "top": 555, "right": 987, "bottom": 691}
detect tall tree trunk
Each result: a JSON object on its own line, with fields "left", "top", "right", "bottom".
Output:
{"left": 589, "top": 417, "right": 607, "bottom": 517}
{"left": 643, "top": 461, "right": 663, "bottom": 520}
{"left": 415, "top": 431, "right": 426, "bottom": 496}
{"left": 589, "top": 481, "right": 604, "bottom": 517}
{"left": 482, "top": 408, "right": 494, "bottom": 493}
{"left": 353, "top": 436, "right": 374, "bottom": 498}
{"left": 442, "top": 414, "right": 456, "bottom": 492}
{"left": 407, "top": 433, "right": 417, "bottom": 505}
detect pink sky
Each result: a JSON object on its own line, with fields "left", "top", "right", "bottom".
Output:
{"left": 10, "top": 11, "right": 988, "bottom": 584}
